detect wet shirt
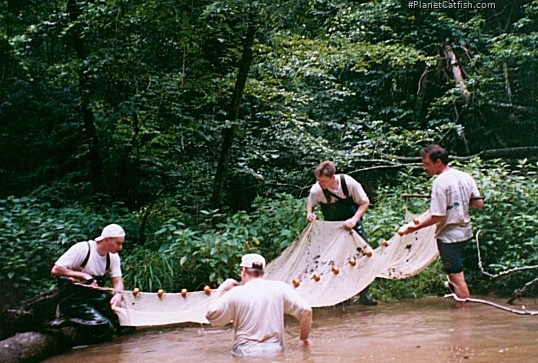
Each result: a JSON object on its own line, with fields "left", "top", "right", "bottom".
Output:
{"left": 54, "top": 240, "right": 122, "bottom": 278}
{"left": 430, "top": 168, "right": 481, "bottom": 243}
{"left": 206, "top": 279, "right": 311, "bottom": 353}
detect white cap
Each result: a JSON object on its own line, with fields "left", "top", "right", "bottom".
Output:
{"left": 95, "top": 224, "right": 125, "bottom": 241}
{"left": 240, "top": 253, "right": 266, "bottom": 269}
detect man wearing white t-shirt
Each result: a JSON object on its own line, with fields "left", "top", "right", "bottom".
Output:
{"left": 206, "top": 254, "right": 312, "bottom": 357}
{"left": 400, "top": 145, "right": 484, "bottom": 307}
{"left": 51, "top": 223, "right": 126, "bottom": 308}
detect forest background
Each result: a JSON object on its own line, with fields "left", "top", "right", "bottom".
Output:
{"left": 0, "top": 0, "right": 537, "bottom": 310}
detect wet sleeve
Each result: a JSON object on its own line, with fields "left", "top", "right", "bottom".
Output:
{"left": 283, "top": 285, "right": 311, "bottom": 320}
{"left": 206, "top": 295, "right": 234, "bottom": 326}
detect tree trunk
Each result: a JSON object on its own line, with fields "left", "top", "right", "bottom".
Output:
{"left": 67, "top": 0, "right": 104, "bottom": 193}
{"left": 444, "top": 45, "right": 470, "bottom": 154}
{"left": 479, "top": 146, "right": 538, "bottom": 160}
{"left": 0, "top": 330, "right": 76, "bottom": 363}
{"left": 0, "top": 284, "right": 119, "bottom": 362}
{"left": 444, "top": 45, "right": 470, "bottom": 96}
{"left": 414, "top": 67, "right": 429, "bottom": 122}
{"left": 211, "top": 21, "right": 258, "bottom": 208}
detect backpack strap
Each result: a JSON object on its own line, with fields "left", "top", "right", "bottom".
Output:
{"left": 322, "top": 174, "right": 350, "bottom": 203}
{"left": 80, "top": 241, "right": 110, "bottom": 272}
{"left": 340, "top": 174, "right": 349, "bottom": 197}
{"left": 81, "top": 241, "right": 91, "bottom": 268}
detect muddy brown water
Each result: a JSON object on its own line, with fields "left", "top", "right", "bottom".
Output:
{"left": 44, "top": 296, "right": 537, "bottom": 363}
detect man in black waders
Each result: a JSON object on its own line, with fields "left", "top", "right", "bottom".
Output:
{"left": 306, "top": 161, "right": 377, "bottom": 306}
{"left": 50, "top": 223, "right": 126, "bottom": 343}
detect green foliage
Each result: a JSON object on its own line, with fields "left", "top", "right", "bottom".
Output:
{"left": 370, "top": 261, "right": 447, "bottom": 302}
{"left": 249, "top": 193, "right": 307, "bottom": 258}
{"left": 367, "top": 168, "right": 431, "bottom": 246}
{"left": 368, "top": 158, "right": 538, "bottom": 297}
{"left": 123, "top": 156, "right": 537, "bottom": 299}
{"left": 465, "top": 158, "right": 538, "bottom": 294}
{"left": 122, "top": 193, "right": 305, "bottom": 291}
{"left": 3, "top": 0, "right": 536, "bottom": 208}
{"left": 1, "top": 156, "right": 536, "bottom": 305}
{"left": 0, "top": 196, "right": 136, "bottom": 306}
{"left": 1, "top": 0, "right": 537, "bottom": 306}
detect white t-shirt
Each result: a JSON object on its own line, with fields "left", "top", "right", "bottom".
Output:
{"left": 308, "top": 174, "right": 369, "bottom": 207}
{"left": 206, "top": 278, "right": 310, "bottom": 353}
{"left": 55, "top": 240, "right": 122, "bottom": 278}
{"left": 430, "top": 168, "right": 481, "bottom": 243}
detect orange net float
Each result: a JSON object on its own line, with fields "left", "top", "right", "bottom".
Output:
{"left": 157, "top": 289, "right": 165, "bottom": 298}
{"left": 204, "top": 286, "right": 212, "bottom": 295}
{"left": 292, "top": 278, "right": 300, "bottom": 288}
{"left": 181, "top": 288, "right": 188, "bottom": 297}
{"left": 132, "top": 287, "right": 140, "bottom": 297}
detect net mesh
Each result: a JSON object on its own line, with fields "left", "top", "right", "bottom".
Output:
{"left": 114, "top": 212, "right": 437, "bottom": 326}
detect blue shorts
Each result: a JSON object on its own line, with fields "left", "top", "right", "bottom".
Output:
{"left": 436, "top": 239, "right": 469, "bottom": 274}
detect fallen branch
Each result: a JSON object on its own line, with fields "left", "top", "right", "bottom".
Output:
{"left": 475, "top": 230, "right": 538, "bottom": 279}
{"left": 444, "top": 294, "right": 538, "bottom": 315}
{"left": 475, "top": 230, "right": 538, "bottom": 303}
{"left": 0, "top": 329, "right": 77, "bottom": 363}
{"left": 507, "top": 277, "right": 538, "bottom": 304}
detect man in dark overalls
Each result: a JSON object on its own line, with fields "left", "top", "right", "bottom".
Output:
{"left": 306, "top": 161, "right": 377, "bottom": 305}
{"left": 50, "top": 224, "right": 126, "bottom": 342}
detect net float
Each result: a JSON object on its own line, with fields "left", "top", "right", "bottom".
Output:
{"left": 157, "top": 289, "right": 165, "bottom": 298}
{"left": 332, "top": 266, "right": 340, "bottom": 275}
{"left": 312, "top": 273, "right": 321, "bottom": 282}
{"left": 204, "top": 285, "right": 212, "bottom": 295}
{"left": 292, "top": 278, "right": 301, "bottom": 288}
{"left": 132, "top": 287, "right": 140, "bottom": 297}
{"left": 181, "top": 288, "right": 188, "bottom": 297}
{"left": 349, "top": 257, "right": 357, "bottom": 266}
{"left": 363, "top": 250, "right": 372, "bottom": 257}
{"left": 382, "top": 239, "right": 389, "bottom": 247}
{"left": 398, "top": 221, "right": 417, "bottom": 236}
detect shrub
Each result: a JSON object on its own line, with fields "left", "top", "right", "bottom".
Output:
{"left": 122, "top": 193, "right": 306, "bottom": 291}
{"left": 0, "top": 196, "right": 135, "bottom": 307}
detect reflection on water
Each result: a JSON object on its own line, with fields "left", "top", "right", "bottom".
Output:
{"left": 44, "top": 297, "right": 537, "bottom": 363}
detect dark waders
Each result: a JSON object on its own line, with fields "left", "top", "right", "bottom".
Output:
{"left": 49, "top": 242, "right": 120, "bottom": 343}
{"left": 320, "top": 176, "right": 377, "bottom": 306}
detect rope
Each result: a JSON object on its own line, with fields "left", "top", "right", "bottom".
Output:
{"left": 72, "top": 282, "right": 117, "bottom": 294}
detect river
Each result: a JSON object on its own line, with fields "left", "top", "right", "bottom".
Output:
{"left": 44, "top": 296, "right": 537, "bottom": 362}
